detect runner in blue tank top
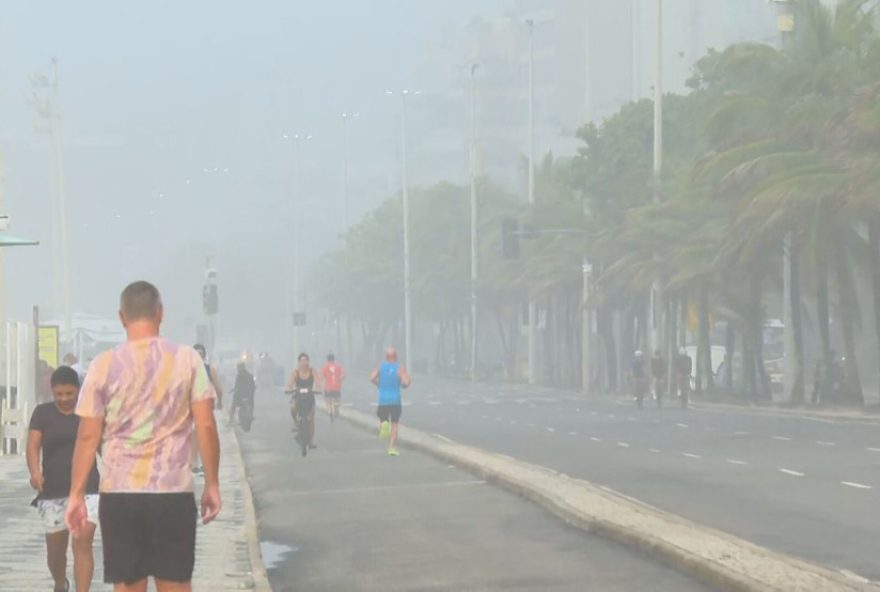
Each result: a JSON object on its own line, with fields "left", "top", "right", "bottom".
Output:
{"left": 370, "top": 347, "right": 411, "bottom": 456}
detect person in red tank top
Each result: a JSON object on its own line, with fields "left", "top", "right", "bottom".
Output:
{"left": 320, "top": 353, "right": 346, "bottom": 420}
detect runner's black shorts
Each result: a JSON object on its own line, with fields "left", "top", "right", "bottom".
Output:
{"left": 324, "top": 390, "right": 342, "bottom": 401}
{"left": 294, "top": 392, "right": 315, "bottom": 415}
{"left": 377, "top": 404, "right": 402, "bottom": 423}
{"left": 99, "top": 492, "right": 197, "bottom": 584}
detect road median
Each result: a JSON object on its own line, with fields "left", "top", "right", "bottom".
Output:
{"left": 340, "top": 406, "right": 876, "bottom": 592}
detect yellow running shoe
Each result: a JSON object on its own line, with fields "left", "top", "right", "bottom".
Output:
{"left": 388, "top": 447, "right": 400, "bottom": 456}
{"left": 379, "top": 420, "right": 391, "bottom": 440}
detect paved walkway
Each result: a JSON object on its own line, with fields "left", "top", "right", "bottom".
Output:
{"left": 0, "top": 420, "right": 264, "bottom": 591}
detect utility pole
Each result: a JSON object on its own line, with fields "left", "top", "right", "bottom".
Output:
{"left": 526, "top": 18, "right": 538, "bottom": 385}
{"left": 401, "top": 92, "right": 413, "bottom": 369}
{"left": 470, "top": 64, "right": 480, "bottom": 382}
{"left": 649, "top": 0, "right": 664, "bottom": 356}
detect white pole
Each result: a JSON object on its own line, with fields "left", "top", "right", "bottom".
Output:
{"left": 401, "top": 93, "right": 413, "bottom": 369}
{"left": 526, "top": 19, "right": 537, "bottom": 385}
{"left": 470, "top": 64, "right": 480, "bottom": 382}
{"left": 342, "top": 113, "right": 350, "bottom": 230}
{"left": 51, "top": 59, "right": 72, "bottom": 346}
{"left": 649, "top": 0, "right": 664, "bottom": 356}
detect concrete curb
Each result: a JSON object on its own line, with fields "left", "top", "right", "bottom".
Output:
{"left": 230, "top": 426, "right": 273, "bottom": 592}
{"left": 340, "top": 407, "right": 876, "bottom": 592}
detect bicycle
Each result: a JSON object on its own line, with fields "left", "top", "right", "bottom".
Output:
{"left": 286, "top": 388, "right": 318, "bottom": 457}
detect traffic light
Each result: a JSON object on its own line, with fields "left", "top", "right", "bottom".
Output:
{"left": 501, "top": 217, "right": 520, "bottom": 259}
{"left": 203, "top": 284, "right": 218, "bottom": 315}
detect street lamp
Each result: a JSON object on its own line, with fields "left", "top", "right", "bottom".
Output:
{"left": 282, "top": 132, "right": 313, "bottom": 360}
{"left": 526, "top": 18, "right": 538, "bottom": 385}
{"left": 385, "top": 89, "right": 421, "bottom": 368}
{"left": 470, "top": 64, "right": 480, "bottom": 382}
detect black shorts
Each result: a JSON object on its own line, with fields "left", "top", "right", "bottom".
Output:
{"left": 99, "top": 492, "right": 197, "bottom": 584}
{"left": 294, "top": 392, "right": 315, "bottom": 415}
{"left": 324, "top": 390, "right": 341, "bottom": 401}
{"left": 377, "top": 404, "right": 402, "bottom": 423}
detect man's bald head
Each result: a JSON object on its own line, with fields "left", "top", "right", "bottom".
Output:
{"left": 120, "top": 281, "right": 163, "bottom": 324}
{"left": 385, "top": 347, "right": 398, "bottom": 362}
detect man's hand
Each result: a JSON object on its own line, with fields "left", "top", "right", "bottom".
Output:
{"left": 200, "top": 484, "right": 222, "bottom": 525}
{"left": 29, "top": 472, "right": 44, "bottom": 492}
{"left": 65, "top": 495, "right": 89, "bottom": 536}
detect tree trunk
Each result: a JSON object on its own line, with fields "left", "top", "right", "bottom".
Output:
{"left": 752, "top": 274, "right": 772, "bottom": 401}
{"left": 816, "top": 249, "right": 833, "bottom": 402}
{"left": 698, "top": 283, "right": 715, "bottom": 395}
{"left": 870, "top": 218, "right": 880, "bottom": 405}
{"left": 789, "top": 241, "right": 806, "bottom": 405}
{"left": 724, "top": 322, "right": 735, "bottom": 391}
{"left": 833, "top": 240, "right": 864, "bottom": 405}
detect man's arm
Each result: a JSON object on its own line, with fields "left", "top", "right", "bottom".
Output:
{"left": 369, "top": 367, "right": 379, "bottom": 386}
{"left": 70, "top": 417, "right": 103, "bottom": 498}
{"left": 399, "top": 366, "right": 412, "bottom": 389}
{"left": 26, "top": 429, "right": 44, "bottom": 492}
{"left": 193, "top": 399, "right": 222, "bottom": 524}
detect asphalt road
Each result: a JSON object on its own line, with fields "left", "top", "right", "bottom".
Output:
{"left": 341, "top": 375, "right": 880, "bottom": 582}
{"left": 236, "top": 391, "right": 712, "bottom": 592}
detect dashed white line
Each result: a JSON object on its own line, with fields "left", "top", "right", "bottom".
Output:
{"left": 590, "top": 411, "right": 599, "bottom": 416}
{"left": 627, "top": 416, "right": 638, "bottom": 422}
{"left": 681, "top": 452, "right": 702, "bottom": 459}
{"left": 433, "top": 433, "right": 455, "bottom": 443}
{"left": 617, "top": 442, "right": 630, "bottom": 448}
{"left": 526, "top": 422, "right": 536, "bottom": 428}
{"left": 726, "top": 459, "right": 748, "bottom": 465}
{"left": 607, "top": 414, "right": 617, "bottom": 419}
{"left": 568, "top": 431, "right": 578, "bottom": 436}
{"left": 772, "top": 436, "right": 792, "bottom": 441}
{"left": 590, "top": 437, "right": 602, "bottom": 442}
{"left": 546, "top": 427, "right": 556, "bottom": 433}
{"left": 676, "top": 423, "right": 689, "bottom": 429}
{"left": 703, "top": 427, "right": 716, "bottom": 432}
{"left": 867, "top": 447, "right": 880, "bottom": 453}
{"left": 841, "top": 481, "right": 873, "bottom": 490}
{"left": 734, "top": 431, "right": 750, "bottom": 436}
{"left": 816, "top": 441, "right": 836, "bottom": 447}
{"left": 509, "top": 420, "right": 518, "bottom": 425}
{"left": 648, "top": 448, "right": 662, "bottom": 453}
{"left": 779, "top": 468, "right": 805, "bottom": 477}
{"left": 652, "top": 419, "right": 661, "bottom": 424}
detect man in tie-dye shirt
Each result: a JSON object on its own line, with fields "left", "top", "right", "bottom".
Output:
{"left": 66, "top": 281, "right": 222, "bottom": 592}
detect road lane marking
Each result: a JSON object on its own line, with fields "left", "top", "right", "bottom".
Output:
{"left": 607, "top": 414, "right": 617, "bottom": 419}
{"left": 816, "top": 441, "right": 836, "bottom": 446}
{"left": 510, "top": 420, "right": 518, "bottom": 425}
{"left": 433, "top": 433, "right": 455, "bottom": 443}
{"left": 867, "top": 447, "right": 880, "bottom": 453}
{"left": 648, "top": 448, "right": 662, "bottom": 453}
{"left": 681, "top": 452, "right": 701, "bottom": 459}
{"left": 546, "top": 427, "right": 556, "bottom": 433}
{"left": 734, "top": 431, "right": 750, "bottom": 436}
{"left": 652, "top": 419, "right": 661, "bottom": 424}
{"left": 590, "top": 411, "right": 599, "bottom": 416}
{"left": 726, "top": 459, "right": 748, "bottom": 465}
{"left": 841, "top": 481, "right": 873, "bottom": 490}
{"left": 627, "top": 416, "right": 638, "bottom": 421}
{"left": 568, "top": 431, "right": 577, "bottom": 436}
{"left": 590, "top": 437, "right": 602, "bottom": 442}
{"left": 526, "top": 422, "right": 535, "bottom": 428}
{"left": 779, "top": 468, "right": 805, "bottom": 477}
{"left": 617, "top": 442, "right": 630, "bottom": 448}
{"left": 428, "top": 401, "right": 442, "bottom": 406}
{"left": 676, "top": 423, "right": 689, "bottom": 428}
{"left": 703, "top": 427, "right": 716, "bottom": 432}
{"left": 772, "top": 436, "right": 792, "bottom": 441}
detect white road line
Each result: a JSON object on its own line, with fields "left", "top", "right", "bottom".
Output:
{"left": 734, "top": 431, "right": 750, "bottom": 436}
{"left": 676, "top": 423, "right": 689, "bottom": 428}
{"left": 590, "top": 436, "right": 602, "bottom": 442}
{"left": 546, "top": 427, "right": 556, "bottom": 433}
{"left": 433, "top": 433, "right": 455, "bottom": 443}
{"left": 568, "top": 431, "right": 578, "bottom": 436}
{"left": 779, "top": 468, "right": 805, "bottom": 477}
{"left": 607, "top": 414, "right": 617, "bottom": 419}
{"left": 617, "top": 442, "right": 630, "bottom": 448}
{"left": 652, "top": 419, "right": 661, "bottom": 424}
{"left": 510, "top": 420, "right": 518, "bottom": 425}
{"left": 575, "top": 408, "right": 581, "bottom": 413}
{"left": 494, "top": 417, "right": 503, "bottom": 422}
{"left": 627, "top": 416, "right": 638, "bottom": 422}
{"left": 590, "top": 411, "right": 599, "bottom": 416}
{"left": 681, "top": 452, "right": 702, "bottom": 459}
{"left": 526, "top": 422, "right": 535, "bottom": 428}
{"left": 816, "top": 441, "right": 836, "bottom": 447}
{"left": 772, "top": 436, "right": 792, "bottom": 441}
{"left": 648, "top": 448, "right": 662, "bottom": 453}
{"left": 867, "top": 447, "right": 880, "bottom": 453}
{"left": 285, "top": 480, "right": 486, "bottom": 497}
{"left": 726, "top": 459, "right": 748, "bottom": 465}
{"left": 841, "top": 481, "right": 873, "bottom": 490}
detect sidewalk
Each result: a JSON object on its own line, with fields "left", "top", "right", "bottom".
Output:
{"left": 0, "top": 420, "right": 268, "bottom": 591}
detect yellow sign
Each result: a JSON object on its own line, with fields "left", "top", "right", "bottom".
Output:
{"left": 38, "top": 325, "right": 59, "bottom": 368}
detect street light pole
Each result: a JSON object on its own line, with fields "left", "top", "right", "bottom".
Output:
{"left": 649, "top": 0, "right": 664, "bottom": 357}
{"left": 341, "top": 112, "right": 359, "bottom": 230}
{"left": 286, "top": 133, "right": 312, "bottom": 360}
{"left": 526, "top": 18, "right": 538, "bottom": 386}
{"left": 401, "top": 92, "right": 413, "bottom": 369}
{"left": 470, "top": 64, "right": 480, "bottom": 382}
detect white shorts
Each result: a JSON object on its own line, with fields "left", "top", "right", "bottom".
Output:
{"left": 35, "top": 494, "right": 99, "bottom": 534}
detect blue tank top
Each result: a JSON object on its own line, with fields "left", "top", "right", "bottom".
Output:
{"left": 377, "top": 361, "right": 402, "bottom": 405}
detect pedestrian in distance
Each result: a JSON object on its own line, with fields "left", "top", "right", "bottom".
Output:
{"left": 320, "top": 352, "right": 346, "bottom": 421}
{"left": 65, "top": 281, "right": 221, "bottom": 592}
{"left": 370, "top": 347, "right": 411, "bottom": 456}
{"left": 630, "top": 351, "right": 649, "bottom": 410}
{"left": 27, "top": 366, "right": 100, "bottom": 592}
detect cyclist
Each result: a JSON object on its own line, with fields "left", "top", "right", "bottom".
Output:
{"left": 286, "top": 353, "right": 318, "bottom": 449}
{"left": 320, "top": 353, "right": 346, "bottom": 420}
{"left": 229, "top": 362, "right": 256, "bottom": 426}
{"left": 630, "top": 350, "right": 649, "bottom": 409}
{"left": 650, "top": 349, "right": 666, "bottom": 408}
{"left": 369, "top": 347, "right": 411, "bottom": 457}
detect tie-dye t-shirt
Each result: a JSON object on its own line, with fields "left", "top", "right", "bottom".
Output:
{"left": 76, "top": 337, "right": 215, "bottom": 493}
